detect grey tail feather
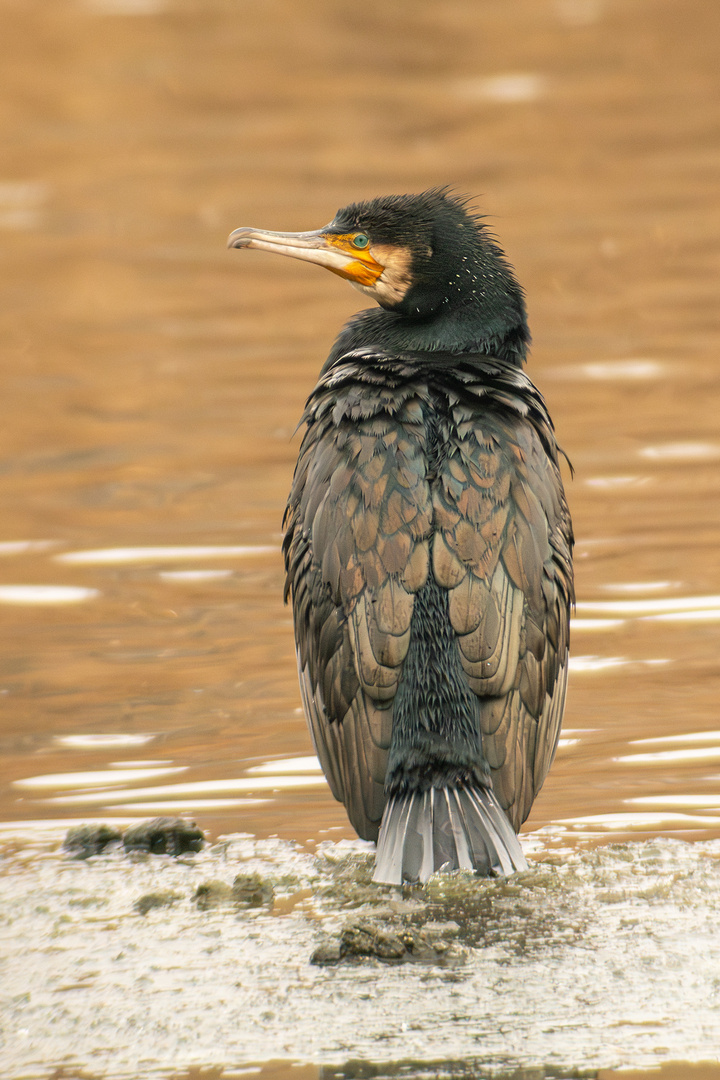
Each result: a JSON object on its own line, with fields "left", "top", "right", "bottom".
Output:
{"left": 372, "top": 785, "right": 528, "bottom": 885}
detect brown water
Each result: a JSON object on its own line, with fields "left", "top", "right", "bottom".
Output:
{"left": 2, "top": 0, "right": 720, "bottom": 1076}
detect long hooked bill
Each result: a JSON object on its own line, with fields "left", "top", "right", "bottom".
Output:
{"left": 227, "top": 226, "right": 384, "bottom": 287}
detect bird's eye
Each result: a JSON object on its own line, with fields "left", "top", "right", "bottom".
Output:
{"left": 353, "top": 234, "right": 369, "bottom": 249}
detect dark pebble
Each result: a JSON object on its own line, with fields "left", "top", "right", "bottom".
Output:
{"left": 232, "top": 872, "right": 274, "bottom": 907}
{"left": 63, "top": 824, "right": 123, "bottom": 859}
{"left": 310, "top": 940, "right": 343, "bottom": 965}
{"left": 193, "top": 880, "right": 235, "bottom": 909}
{"left": 123, "top": 817, "right": 205, "bottom": 856}
{"left": 134, "top": 891, "right": 183, "bottom": 916}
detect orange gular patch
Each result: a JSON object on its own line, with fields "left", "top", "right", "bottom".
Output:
{"left": 322, "top": 233, "right": 385, "bottom": 287}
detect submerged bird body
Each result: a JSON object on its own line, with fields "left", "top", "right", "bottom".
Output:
{"left": 229, "top": 191, "right": 573, "bottom": 884}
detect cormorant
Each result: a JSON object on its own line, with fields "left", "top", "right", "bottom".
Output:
{"left": 228, "top": 189, "right": 574, "bottom": 885}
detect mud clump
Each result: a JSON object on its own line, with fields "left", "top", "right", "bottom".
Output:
{"left": 231, "top": 872, "right": 274, "bottom": 907}
{"left": 312, "top": 918, "right": 466, "bottom": 967}
{"left": 123, "top": 817, "right": 205, "bottom": 856}
{"left": 63, "top": 824, "right": 123, "bottom": 859}
{"left": 134, "top": 891, "right": 184, "bottom": 916}
{"left": 193, "top": 879, "right": 236, "bottom": 909}
{"left": 193, "top": 873, "right": 274, "bottom": 910}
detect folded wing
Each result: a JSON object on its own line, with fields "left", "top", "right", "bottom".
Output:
{"left": 284, "top": 388, "right": 432, "bottom": 839}
{"left": 432, "top": 396, "right": 573, "bottom": 829}
{"left": 284, "top": 362, "right": 573, "bottom": 840}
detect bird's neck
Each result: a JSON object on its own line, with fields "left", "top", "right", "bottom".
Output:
{"left": 324, "top": 303, "right": 530, "bottom": 371}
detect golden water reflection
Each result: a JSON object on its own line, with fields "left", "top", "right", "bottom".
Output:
{"left": 1, "top": 0, "right": 720, "bottom": 863}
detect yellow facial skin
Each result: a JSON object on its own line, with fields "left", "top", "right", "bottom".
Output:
{"left": 320, "top": 233, "right": 385, "bottom": 287}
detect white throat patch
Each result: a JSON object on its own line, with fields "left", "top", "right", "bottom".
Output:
{"left": 350, "top": 244, "right": 414, "bottom": 307}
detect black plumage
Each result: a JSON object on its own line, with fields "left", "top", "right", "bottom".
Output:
{"left": 229, "top": 189, "right": 574, "bottom": 884}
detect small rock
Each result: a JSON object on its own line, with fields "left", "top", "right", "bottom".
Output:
{"left": 123, "top": 818, "right": 204, "bottom": 856}
{"left": 310, "top": 940, "right": 343, "bottom": 965}
{"left": 134, "top": 891, "right": 182, "bottom": 916}
{"left": 63, "top": 824, "right": 122, "bottom": 859}
{"left": 193, "top": 880, "right": 235, "bottom": 910}
{"left": 232, "top": 872, "right": 274, "bottom": 907}
{"left": 341, "top": 922, "right": 406, "bottom": 961}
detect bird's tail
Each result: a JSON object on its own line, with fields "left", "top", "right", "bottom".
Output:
{"left": 372, "top": 784, "right": 527, "bottom": 885}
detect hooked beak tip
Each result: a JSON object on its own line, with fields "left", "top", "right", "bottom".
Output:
{"left": 227, "top": 227, "right": 253, "bottom": 250}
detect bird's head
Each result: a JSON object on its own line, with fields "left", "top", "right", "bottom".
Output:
{"left": 228, "top": 189, "right": 527, "bottom": 328}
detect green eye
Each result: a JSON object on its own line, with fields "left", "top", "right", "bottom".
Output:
{"left": 353, "top": 234, "right": 369, "bottom": 249}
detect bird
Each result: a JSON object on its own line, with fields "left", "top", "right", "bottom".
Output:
{"left": 228, "top": 189, "right": 574, "bottom": 885}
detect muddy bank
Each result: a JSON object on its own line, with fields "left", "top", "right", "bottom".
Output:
{"left": 3, "top": 824, "right": 720, "bottom": 1079}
